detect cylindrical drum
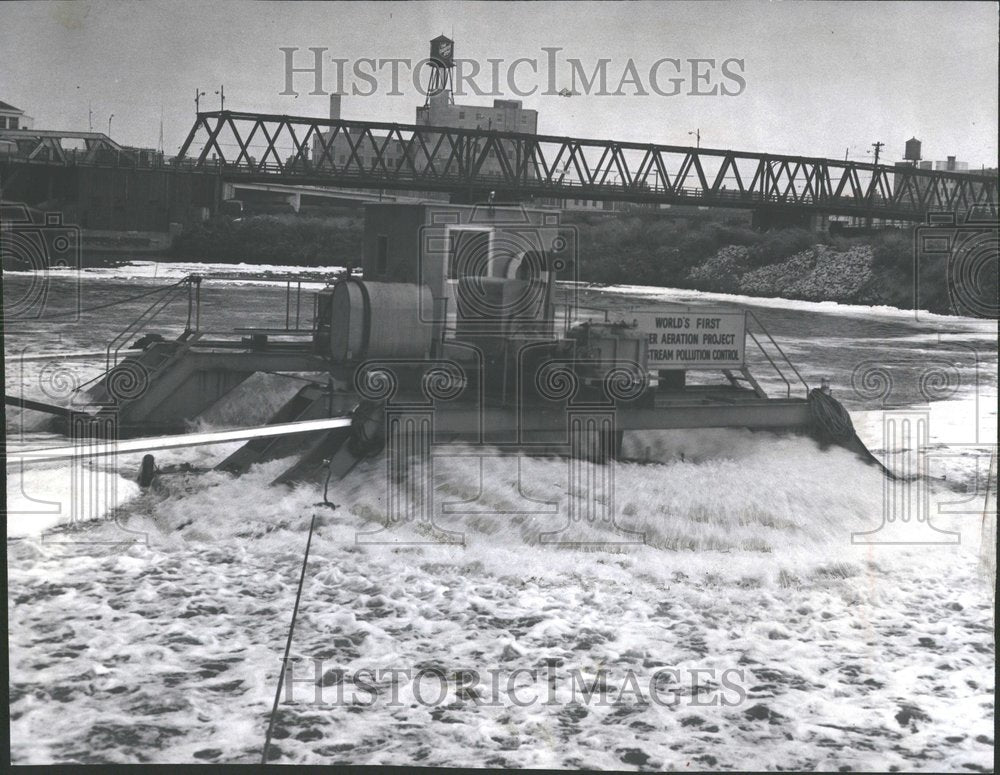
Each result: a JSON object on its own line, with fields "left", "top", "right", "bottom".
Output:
{"left": 329, "top": 279, "right": 434, "bottom": 361}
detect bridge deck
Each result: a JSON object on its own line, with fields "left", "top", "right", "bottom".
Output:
{"left": 5, "top": 111, "right": 995, "bottom": 221}
{"left": 169, "top": 111, "right": 997, "bottom": 221}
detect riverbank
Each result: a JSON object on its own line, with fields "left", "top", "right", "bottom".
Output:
{"left": 567, "top": 213, "right": 994, "bottom": 316}
{"left": 689, "top": 244, "right": 883, "bottom": 304}
{"left": 170, "top": 214, "right": 362, "bottom": 267}
{"left": 11, "top": 212, "right": 987, "bottom": 317}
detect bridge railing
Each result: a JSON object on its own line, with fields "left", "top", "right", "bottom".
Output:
{"left": 0, "top": 145, "right": 199, "bottom": 171}
{"left": 197, "top": 159, "right": 926, "bottom": 212}
{"left": 203, "top": 163, "right": 988, "bottom": 216}
{"left": 0, "top": 148, "right": 882, "bottom": 203}
{"left": 6, "top": 122, "right": 994, "bottom": 221}
{"left": 172, "top": 111, "right": 996, "bottom": 218}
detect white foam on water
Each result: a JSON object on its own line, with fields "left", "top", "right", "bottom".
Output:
{"left": 5, "top": 277, "right": 996, "bottom": 767}
{"left": 4, "top": 260, "right": 347, "bottom": 281}
{"left": 5, "top": 462, "right": 141, "bottom": 538}
{"left": 599, "top": 282, "right": 999, "bottom": 328}
{"left": 6, "top": 424, "right": 996, "bottom": 767}
{"left": 853, "top": 390, "right": 998, "bottom": 452}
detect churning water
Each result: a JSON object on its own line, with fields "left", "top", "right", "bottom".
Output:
{"left": 4, "top": 264, "right": 996, "bottom": 768}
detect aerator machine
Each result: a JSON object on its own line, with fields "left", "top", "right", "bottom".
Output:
{"left": 14, "top": 203, "right": 878, "bottom": 487}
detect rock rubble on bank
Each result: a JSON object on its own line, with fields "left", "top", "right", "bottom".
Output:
{"left": 688, "top": 244, "right": 879, "bottom": 304}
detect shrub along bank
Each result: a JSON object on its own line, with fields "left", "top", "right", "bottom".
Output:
{"left": 170, "top": 212, "right": 993, "bottom": 316}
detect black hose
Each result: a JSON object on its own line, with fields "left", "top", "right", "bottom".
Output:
{"left": 321, "top": 460, "right": 338, "bottom": 509}
{"left": 346, "top": 400, "right": 385, "bottom": 458}
{"left": 808, "top": 388, "right": 901, "bottom": 480}
{"left": 137, "top": 454, "right": 157, "bottom": 488}
{"left": 807, "top": 388, "right": 856, "bottom": 443}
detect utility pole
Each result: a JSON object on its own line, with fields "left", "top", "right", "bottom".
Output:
{"left": 866, "top": 141, "right": 884, "bottom": 230}
{"left": 871, "top": 140, "right": 884, "bottom": 166}
{"left": 88, "top": 102, "right": 93, "bottom": 131}
{"left": 219, "top": 85, "right": 225, "bottom": 111}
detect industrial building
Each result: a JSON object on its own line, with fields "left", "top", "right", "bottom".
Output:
{"left": 311, "top": 92, "right": 537, "bottom": 181}
{"left": 827, "top": 137, "right": 998, "bottom": 228}
{"left": 0, "top": 100, "right": 33, "bottom": 130}
{"left": 310, "top": 39, "right": 540, "bottom": 195}
{"left": 892, "top": 137, "right": 997, "bottom": 207}
{"left": 307, "top": 37, "right": 638, "bottom": 211}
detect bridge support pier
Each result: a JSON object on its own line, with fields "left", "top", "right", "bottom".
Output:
{"left": 752, "top": 207, "right": 827, "bottom": 232}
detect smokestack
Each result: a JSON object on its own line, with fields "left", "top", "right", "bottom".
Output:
{"left": 329, "top": 94, "right": 342, "bottom": 121}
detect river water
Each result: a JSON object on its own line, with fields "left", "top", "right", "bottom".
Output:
{"left": 4, "top": 262, "right": 996, "bottom": 768}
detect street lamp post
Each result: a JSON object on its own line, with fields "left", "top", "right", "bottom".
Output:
{"left": 108, "top": 114, "right": 114, "bottom": 136}
{"left": 688, "top": 129, "right": 701, "bottom": 148}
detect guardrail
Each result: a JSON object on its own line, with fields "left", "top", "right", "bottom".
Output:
{"left": 68, "top": 275, "right": 203, "bottom": 398}
{"left": 744, "top": 310, "right": 810, "bottom": 398}
{"left": 3, "top": 149, "right": 989, "bottom": 220}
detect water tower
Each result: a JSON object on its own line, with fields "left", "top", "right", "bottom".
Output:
{"left": 904, "top": 137, "right": 922, "bottom": 162}
{"left": 424, "top": 35, "right": 455, "bottom": 105}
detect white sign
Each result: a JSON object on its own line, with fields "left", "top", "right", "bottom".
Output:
{"left": 621, "top": 308, "right": 746, "bottom": 369}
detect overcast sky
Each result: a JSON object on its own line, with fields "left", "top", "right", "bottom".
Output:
{"left": 1, "top": 0, "right": 997, "bottom": 167}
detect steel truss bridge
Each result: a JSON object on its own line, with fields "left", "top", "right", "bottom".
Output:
{"left": 9, "top": 112, "right": 997, "bottom": 222}
{"left": 0, "top": 129, "right": 126, "bottom": 163}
